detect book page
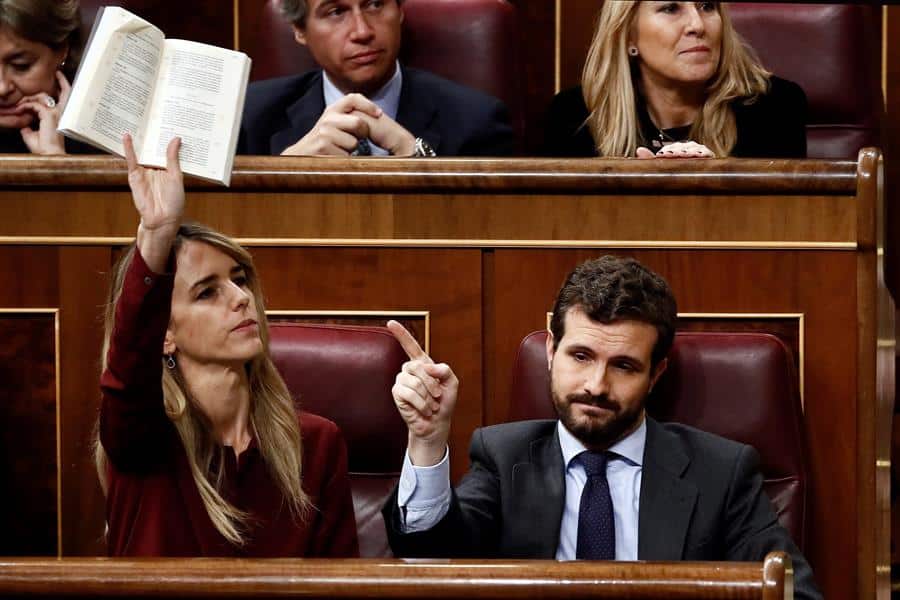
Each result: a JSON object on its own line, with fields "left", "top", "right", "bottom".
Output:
{"left": 139, "top": 40, "right": 250, "bottom": 185}
{"left": 58, "top": 7, "right": 164, "bottom": 155}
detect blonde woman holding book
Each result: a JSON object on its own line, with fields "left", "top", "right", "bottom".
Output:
{"left": 96, "top": 134, "right": 359, "bottom": 556}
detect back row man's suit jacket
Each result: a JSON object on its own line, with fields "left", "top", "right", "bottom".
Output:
{"left": 237, "top": 67, "right": 514, "bottom": 157}
{"left": 383, "top": 417, "right": 821, "bottom": 600}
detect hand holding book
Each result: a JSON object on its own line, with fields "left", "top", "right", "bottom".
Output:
{"left": 58, "top": 7, "right": 250, "bottom": 186}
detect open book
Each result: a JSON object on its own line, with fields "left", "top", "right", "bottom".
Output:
{"left": 58, "top": 7, "right": 250, "bottom": 186}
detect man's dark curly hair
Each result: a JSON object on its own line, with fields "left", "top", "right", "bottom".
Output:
{"left": 549, "top": 256, "right": 678, "bottom": 368}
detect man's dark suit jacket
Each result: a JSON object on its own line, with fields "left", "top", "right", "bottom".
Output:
{"left": 383, "top": 417, "right": 821, "bottom": 600}
{"left": 237, "top": 67, "right": 514, "bottom": 156}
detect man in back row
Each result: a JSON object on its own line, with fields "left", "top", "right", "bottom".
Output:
{"left": 238, "top": 0, "right": 513, "bottom": 157}
{"left": 383, "top": 256, "right": 821, "bottom": 600}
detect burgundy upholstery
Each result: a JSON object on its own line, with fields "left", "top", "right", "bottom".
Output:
{"left": 509, "top": 330, "right": 807, "bottom": 550}
{"left": 245, "top": 0, "right": 317, "bottom": 82}
{"left": 729, "top": 3, "right": 882, "bottom": 159}
{"left": 78, "top": 1, "right": 233, "bottom": 48}
{"left": 246, "top": 0, "right": 523, "bottom": 144}
{"left": 269, "top": 323, "right": 408, "bottom": 557}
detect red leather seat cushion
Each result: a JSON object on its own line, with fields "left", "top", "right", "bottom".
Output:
{"left": 269, "top": 323, "right": 408, "bottom": 557}
{"left": 730, "top": 3, "right": 882, "bottom": 158}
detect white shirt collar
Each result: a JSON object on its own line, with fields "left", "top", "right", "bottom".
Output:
{"left": 322, "top": 61, "right": 402, "bottom": 120}
{"left": 557, "top": 415, "right": 647, "bottom": 468}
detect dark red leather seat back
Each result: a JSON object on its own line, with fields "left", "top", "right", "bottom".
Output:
{"left": 729, "top": 3, "right": 882, "bottom": 159}
{"left": 78, "top": 1, "right": 233, "bottom": 48}
{"left": 269, "top": 323, "right": 408, "bottom": 557}
{"left": 509, "top": 330, "right": 807, "bottom": 549}
{"left": 242, "top": 0, "right": 317, "bottom": 82}
{"left": 398, "top": 0, "right": 520, "bottom": 136}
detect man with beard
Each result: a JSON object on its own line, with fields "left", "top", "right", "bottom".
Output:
{"left": 382, "top": 256, "right": 820, "bottom": 600}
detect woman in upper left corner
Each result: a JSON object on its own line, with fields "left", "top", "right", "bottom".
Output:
{"left": 0, "top": 0, "right": 91, "bottom": 154}
{"left": 542, "top": 1, "right": 807, "bottom": 159}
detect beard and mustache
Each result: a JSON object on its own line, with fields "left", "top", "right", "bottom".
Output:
{"left": 552, "top": 389, "right": 645, "bottom": 450}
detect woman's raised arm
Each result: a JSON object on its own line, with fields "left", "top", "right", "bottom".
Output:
{"left": 125, "top": 134, "right": 184, "bottom": 273}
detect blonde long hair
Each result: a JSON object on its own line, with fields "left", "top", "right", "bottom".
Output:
{"left": 581, "top": 1, "right": 771, "bottom": 157}
{"left": 96, "top": 223, "right": 310, "bottom": 546}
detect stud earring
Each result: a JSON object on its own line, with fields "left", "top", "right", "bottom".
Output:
{"left": 628, "top": 46, "right": 639, "bottom": 57}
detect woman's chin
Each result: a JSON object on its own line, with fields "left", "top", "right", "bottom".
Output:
{"left": 0, "top": 113, "right": 33, "bottom": 131}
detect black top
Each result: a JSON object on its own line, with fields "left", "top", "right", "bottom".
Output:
{"left": 541, "top": 75, "right": 807, "bottom": 158}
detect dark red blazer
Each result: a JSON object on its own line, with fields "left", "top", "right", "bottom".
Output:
{"left": 99, "top": 249, "right": 359, "bottom": 557}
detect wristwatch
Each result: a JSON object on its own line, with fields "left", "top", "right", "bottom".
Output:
{"left": 413, "top": 137, "right": 436, "bottom": 157}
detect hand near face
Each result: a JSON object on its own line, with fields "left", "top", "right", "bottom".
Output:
{"left": 17, "top": 71, "right": 69, "bottom": 155}
{"left": 388, "top": 320, "right": 458, "bottom": 466}
{"left": 281, "top": 93, "right": 382, "bottom": 156}
{"left": 124, "top": 133, "right": 184, "bottom": 272}
{"left": 637, "top": 141, "right": 715, "bottom": 159}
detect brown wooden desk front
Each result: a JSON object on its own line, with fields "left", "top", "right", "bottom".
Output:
{"left": 0, "top": 553, "right": 792, "bottom": 600}
{"left": 0, "top": 153, "right": 890, "bottom": 599}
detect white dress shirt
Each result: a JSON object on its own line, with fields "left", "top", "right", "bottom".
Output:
{"left": 322, "top": 61, "right": 402, "bottom": 156}
{"left": 396, "top": 417, "right": 647, "bottom": 560}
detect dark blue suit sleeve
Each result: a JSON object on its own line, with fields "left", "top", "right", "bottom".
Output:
{"left": 723, "top": 445, "right": 822, "bottom": 600}
{"left": 457, "top": 98, "right": 515, "bottom": 157}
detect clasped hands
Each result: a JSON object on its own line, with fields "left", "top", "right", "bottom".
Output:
{"left": 387, "top": 320, "right": 458, "bottom": 467}
{"left": 636, "top": 140, "right": 715, "bottom": 159}
{"left": 281, "top": 93, "right": 416, "bottom": 157}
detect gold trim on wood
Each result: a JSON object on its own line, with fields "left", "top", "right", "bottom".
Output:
{"left": 554, "top": 0, "right": 561, "bottom": 93}
{"left": 0, "top": 237, "right": 134, "bottom": 245}
{"left": 233, "top": 0, "right": 240, "bottom": 51}
{"left": 0, "top": 308, "right": 61, "bottom": 556}
{"left": 0, "top": 237, "right": 859, "bottom": 250}
{"left": 883, "top": 6, "right": 888, "bottom": 104}
{"left": 53, "top": 310, "right": 60, "bottom": 558}
{"left": 679, "top": 312, "right": 805, "bottom": 319}
{"left": 266, "top": 310, "right": 430, "bottom": 354}
{"left": 239, "top": 240, "right": 858, "bottom": 250}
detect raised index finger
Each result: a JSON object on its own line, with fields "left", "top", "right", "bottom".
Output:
{"left": 387, "top": 320, "right": 431, "bottom": 363}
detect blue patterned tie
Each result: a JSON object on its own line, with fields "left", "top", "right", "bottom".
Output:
{"left": 352, "top": 138, "right": 372, "bottom": 156}
{"left": 576, "top": 451, "right": 615, "bottom": 560}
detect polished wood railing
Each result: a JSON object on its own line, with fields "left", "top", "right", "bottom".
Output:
{"left": 0, "top": 553, "right": 792, "bottom": 599}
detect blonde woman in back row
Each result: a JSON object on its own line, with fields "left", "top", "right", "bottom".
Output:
{"left": 542, "top": 1, "right": 806, "bottom": 159}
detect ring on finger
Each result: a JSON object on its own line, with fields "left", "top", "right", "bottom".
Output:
{"left": 44, "top": 96, "right": 56, "bottom": 108}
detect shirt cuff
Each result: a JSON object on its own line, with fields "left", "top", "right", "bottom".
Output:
{"left": 397, "top": 447, "right": 451, "bottom": 532}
